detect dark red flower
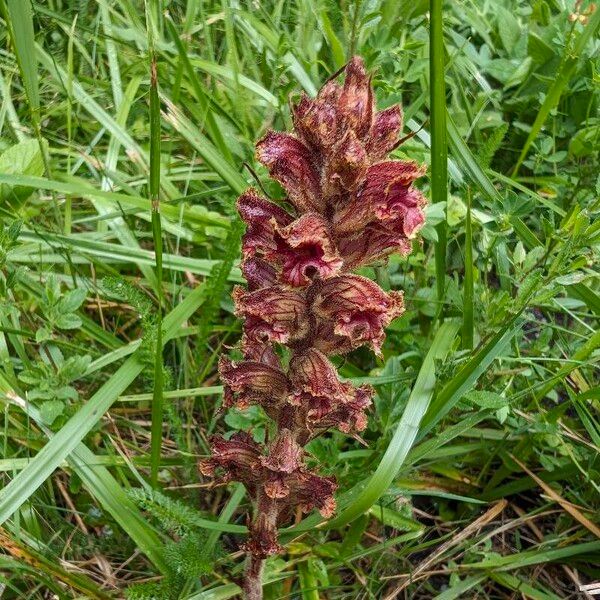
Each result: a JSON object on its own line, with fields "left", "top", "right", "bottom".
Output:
{"left": 241, "top": 256, "right": 278, "bottom": 291}
{"left": 366, "top": 105, "right": 403, "bottom": 159}
{"left": 233, "top": 285, "right": 309, "bottom": 345}
{"left": 199, "top": 432, "right": 263, "bottom": 483}
{"left": 337, "top": 221, "right": 413, "bottom": 268}
{"left": 205, "top": 57, "right": 426, "bottom": 568}
{"left": 288, "top": 471, "right": 337, "bottom": 518}
{"left": 237, "top": 189, "right": 292, "bottom": 259}
{"left": 334, "top": 160, "right": 426, "bottom": 236}
{"left": 313, "top": 275, "right": 405, "bottom": 355}
{"left": 338, "top": 56, "right": 374, "bottom": 138}
{"left": 256, "top": 131, "right": 322, "bottom": 213}
{"left": 274, "top": 213, "right": 343, "bottom": 286}
{"left": 288, "top": 349, "right": 372, "bottom": 433}
{"left": 219, "top": 357, "right": 287, "bottom": 410}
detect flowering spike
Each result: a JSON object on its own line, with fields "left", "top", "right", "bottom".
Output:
{"left": 201, "top": 56, "right": 427, "bottom": 598}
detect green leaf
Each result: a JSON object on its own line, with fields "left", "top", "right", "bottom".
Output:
{"left": 464, "top": 391, "right": 506, "bottom": 410}
{"left": 0, "top": 139, "right": 47, "bottom": 208}
{"left": 55, "top": 313, "right": 83, "bottom": 330}
{"left": 39, "top": 400, "right": 64, "bottom": 425}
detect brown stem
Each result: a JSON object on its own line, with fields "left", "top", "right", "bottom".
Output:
{"left": 243, "top": 553, "right": 265, "bottom": 600}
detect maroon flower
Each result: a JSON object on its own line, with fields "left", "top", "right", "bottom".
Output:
{"left": 233, "top": 285, "right": 309, "bottom": 345}
{"left": 288, "top": 349, "right": 372, "bottom": 433}
{"left": 313, "top": 275, "right": 405, "bottom": 355}
{"left": 338, "top": 56, "right": 374, "bottom": 138}
{"left": 256, "top": 132, "right": 322, "bottom": 213}
{"left": 219, "top": 357, "right": 288, "bottom": 410}
{"left": 241, "top": 256, "right": 278, "bottom": 291}
{"left": 334, "top": 161, "right": 426, "bottom": 236}
{"left": 202, "top": 57, "right": 426, "bottom": 584}
{"left": 275, "top": 213, "right": 343, "bottom": 286}
{"left": 237, "top": 189, "right": 292, "bottom": 259}
{"left": 366, "top": 105, "right": 403, "bottom": 159}
{"left": 199, "top": 432, "right": 262, "bottom": 484}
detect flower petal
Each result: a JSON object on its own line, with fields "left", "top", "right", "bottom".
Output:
{"left": 274, "top": 213, "right": 343, "bottom": 286}
{"left": 313, "top": 275, "right": 404, "bottom": 355}
{"left": 288, "top": 349, "right": 372, "bottom": 433}
{"left": 233, "top": 285, "right": 309, "bottom": 345}
{"left": 288, "top": 470, "right": 337, "bottom": 518}
{"left": 324, "top": 129, "right": 368, "bottom": 193}
{"left": 256, "top": 131, "right": 322, "bottom": 213}
{"left": 334, "top": 160, "right": 426, "bottom": 235}
{"left": 338, "top": 56, "right": 374, "bottom": 138}
{"left": 292, "top": 84, "right": 342, "bottom": 151}
{"left": 237, "top": 189, "right": 292, "bottom": 259}
{"left": 366, "top": 105, "right": 403, "bottom": 160}
{"left": 337, "top": 221, "right": 413, "bottom": 268}
{"left": 241, "top": 256, "right": 278, "bottom": 291}
{"left": 260, "top": 429, "right": 303, "bottom": 474}
{"left": 219, "top": 356, "right": 288, "bottom": 410}
{"left": 199, "top": 432, "right": 262, "bottom": 481}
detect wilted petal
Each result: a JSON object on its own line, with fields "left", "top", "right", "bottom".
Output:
{"left": 199, "top": 432, "right": 262, "bottom": 481}
{"left": 325, "top": 130, "right": 368, "bottom": 193}
{"left": 241, "top": 256, "right": 278, "bottom": 291}
{"left": 275, "top": 213, "right": 343, "bottom": 286}
{"left": 260, "top": 429, "right": 303, "bottom": 473}
{"left": 289, "top": 348, "right": 347, "bottom": 399}
{"left": 317, "top": 384, "right": 372, "bottom": 433}
{"left": 237, "top": 189, "right": 292, "bottom": 259}
{"left": 337, "top": 221, "right": 413, "bottom": 268}
{"left": 219, "top": 356, "right": 288, "bottom": 410}
{"left": 366, "top": 105, "right": 403, "bottom": 160}
{"left": 293, "top": 84, "right": 342, "bottom": 151}
{"left": 288, "top": 470, "right": 337, "bottom": 518}
{"left": 256, "top": 131, "right": 322, "bottom": 213}
{"left": 313, "top": 275, "right": 405, "bottom": 355}
{"left": 288, "top": 349, "right": 372, "bottom": 433}
{"left": 233, "top": 285, "right": 309, "bottom": 345}
{"left": 334, "top": 160, "right": 426, "bottom": 235}
{"left": 241, "top": 339, "right": 282, "bottom": 369}
{"left": 338, "top": 57, "right": 373, "bottom": 139}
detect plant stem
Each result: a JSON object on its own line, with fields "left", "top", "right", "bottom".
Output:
{"left": 243, "top": 554, "right": 265, "bottom": 600}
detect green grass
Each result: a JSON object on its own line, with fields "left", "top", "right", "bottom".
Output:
{"left": 0, "top": 1, "right": 599, "bottom": 598}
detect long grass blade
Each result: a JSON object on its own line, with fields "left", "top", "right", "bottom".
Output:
{"left": 0, "top": 282, "right": 208, "bottom": 526}
{"left": 145, "top": 0, "right": 164, "bottom": 488}
{"left": 317, "top": 321, "right": 460, "bottom": 530}
{"left": 430, "top": 0, "right": 448, "bottom": 308}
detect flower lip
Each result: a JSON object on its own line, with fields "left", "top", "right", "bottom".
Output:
{"left": 219, "top": 356, "right": 288, "bottom": 410}
{"left": 313, "top": 274, "right": 405, "bottom": 355}
{"left": 274, "top": 213, "right": 343, "bottom": 286}
{"left": 256, "top": 131, "right": 322, "bottom": 213}
{"left": 233, "top": 285, "right": 309, "bottom": 345}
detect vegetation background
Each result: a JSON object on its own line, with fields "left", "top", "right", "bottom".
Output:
{"left": 0, "top": 0, "right": 599, "bottom": 598}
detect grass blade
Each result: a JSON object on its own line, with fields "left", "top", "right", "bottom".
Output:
{"left": 462, "top": 189, "right": 474, "bottom": 349}
{"left": 145, "top": 0, "right": 164, "bottom": 488}
{"left": 320, "top": 321, "right": 460, "bottom": 530}
{"left": 512, "top": 8, "right": 600, "bottom": 175}
{"left": 430, "top": 0, "right": 448, "bottom": 307}
{"left": 0, "top": 282, "right": 208, "bottom": 526}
